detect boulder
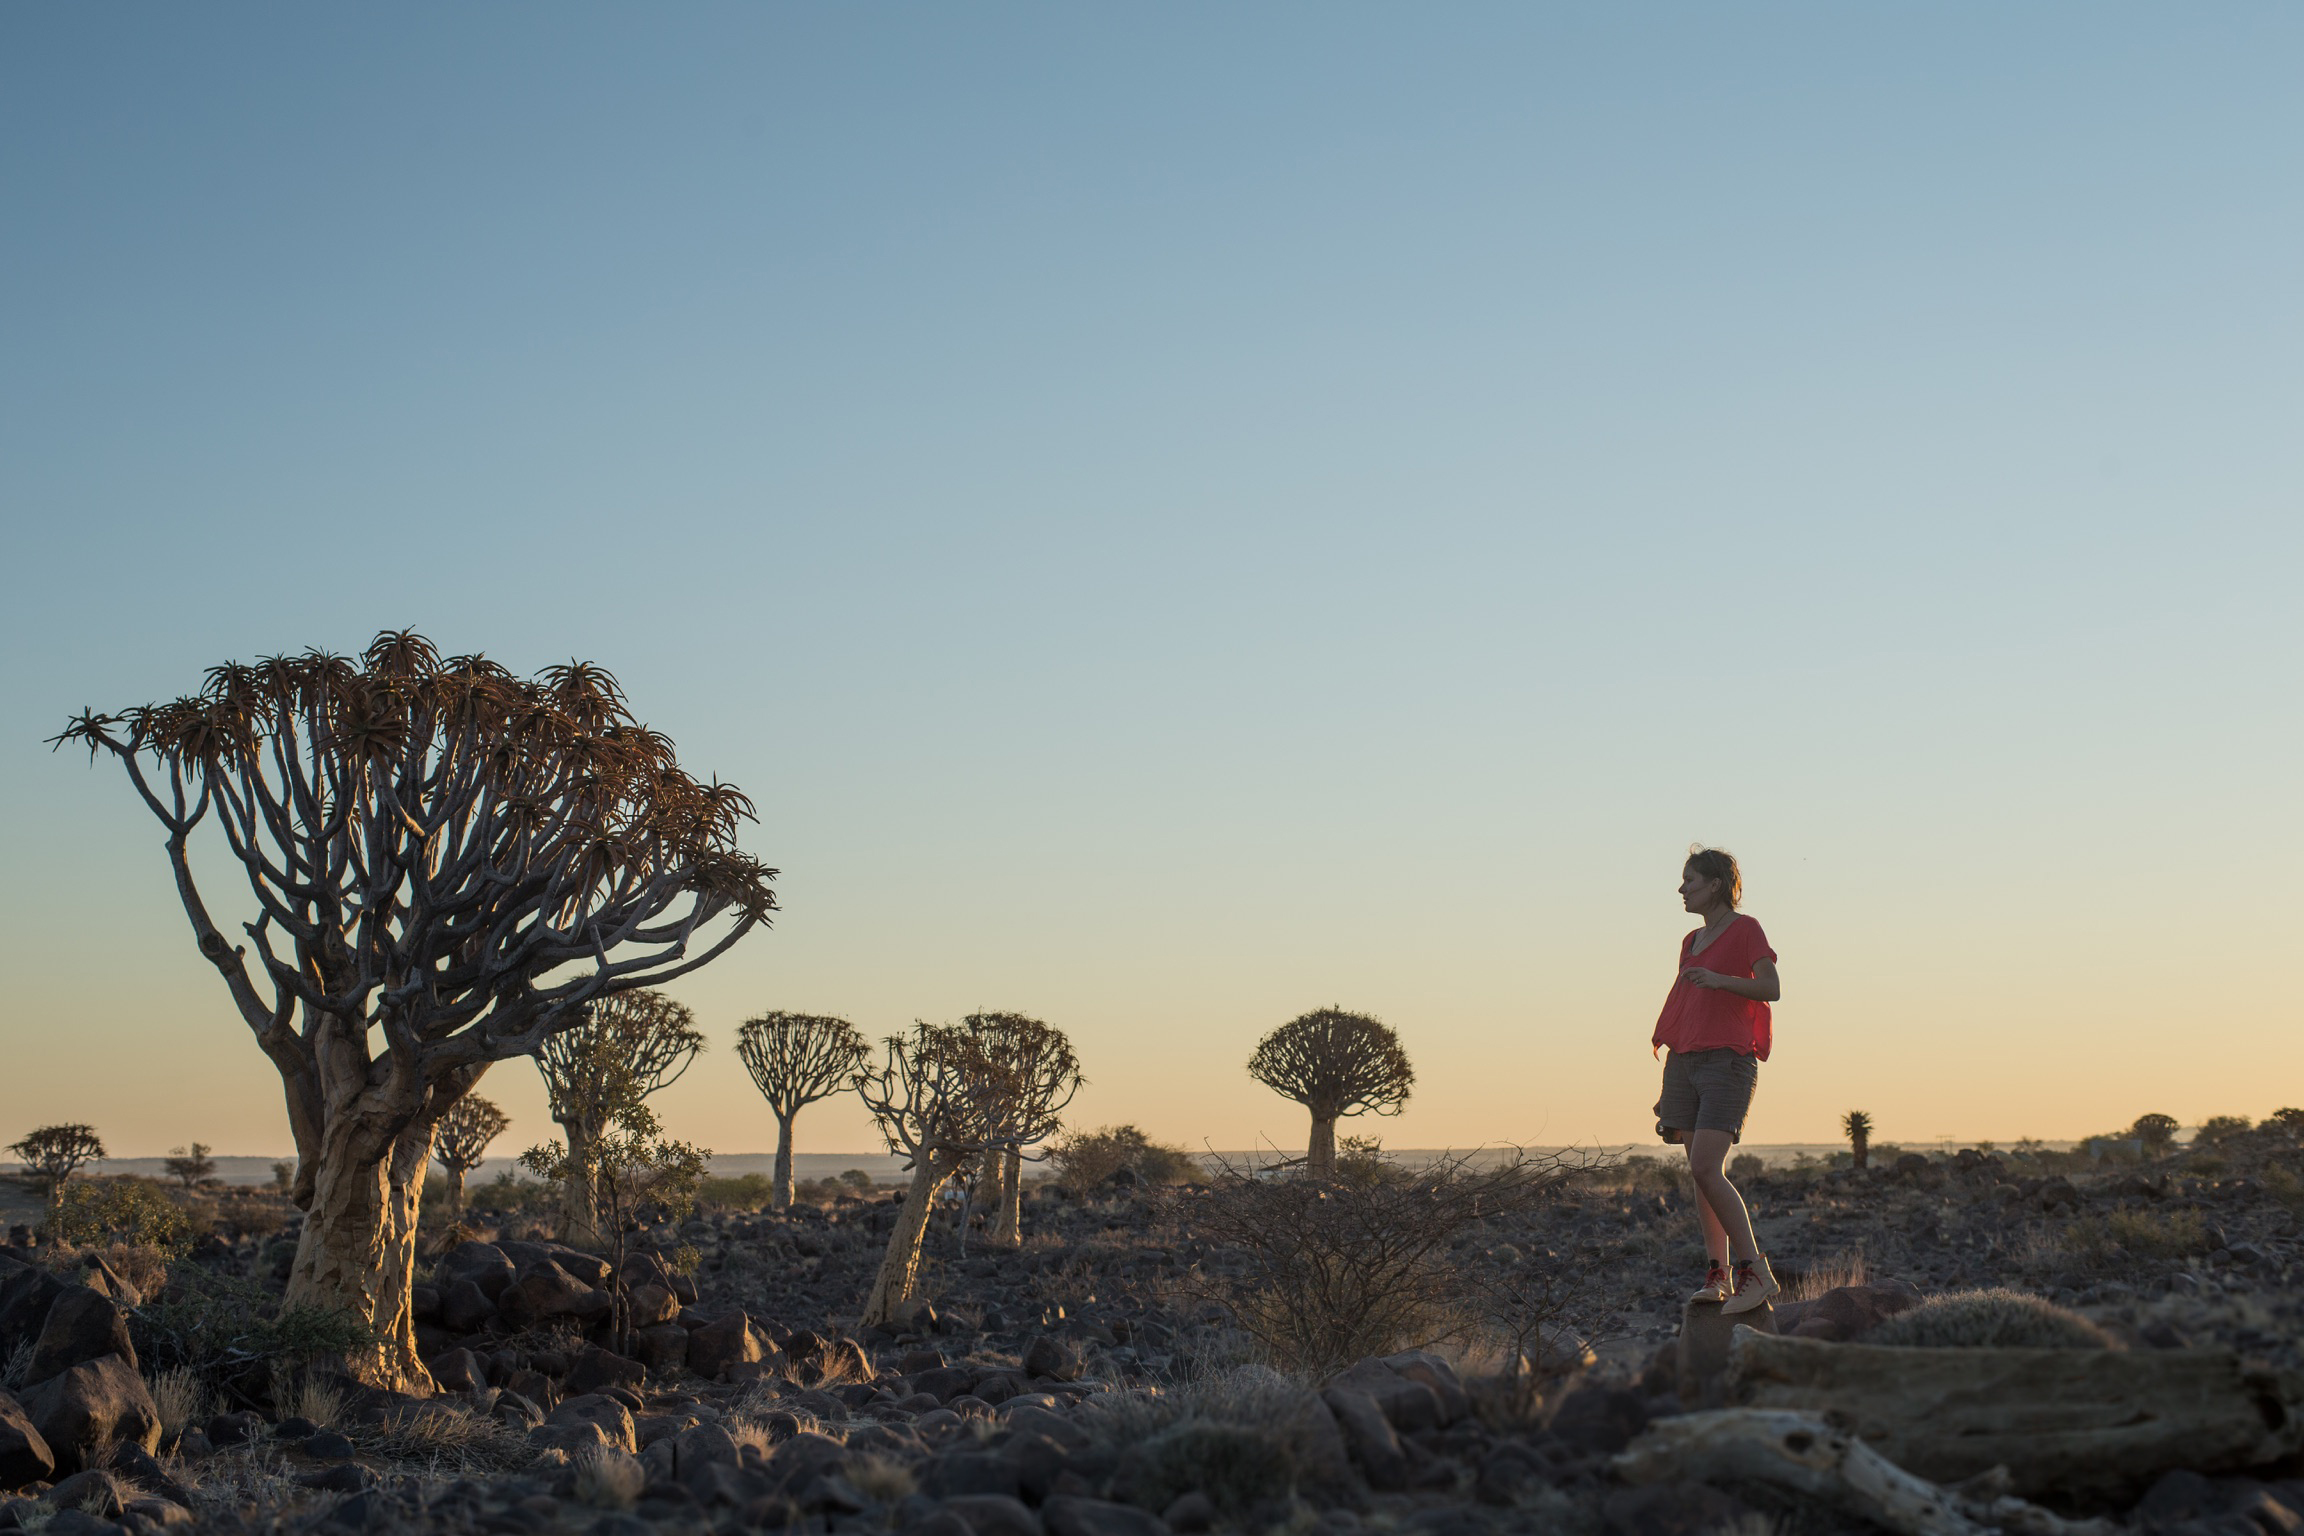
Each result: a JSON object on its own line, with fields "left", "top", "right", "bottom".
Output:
{"left": 1677, "top": 1299, "right": 1772, "bottom": 1400}
{"left": 438, "top": 1278, "right": 498, "bottom": 1334}
{"left": 0, "top": 1389, "right": 55, "bottom": 1489}
{"left": 1782, "top": 1284, "right": 1920, "bottom": 1343}
{"left": 1320, "top": 1387, "right": 1406, "bottom": 1491}
{"left": 1551, "top": 1384, "right": 1652, "bottom": 1457}
{"left": 499, "top": 1240, "right": 611, "bottom": 1289}
{"left": 1326, "top": 1358, "right": 1442, "bottom": 1433}
{"left": 409, "top": 1284, "right": 442, "bottom": 1325}
{"left": 536, "top": 1393, "right": 636, "bottom": 1455}
{"left": 1379, "top": 1350, "right": 1471, "bottom": 1424}
{"left": 689, "top": 1311, "right": 767, "bottom": 1380}
{"left": 428, "top": 1347, "right": 489, "bottom": 1397}
{"left": 1603, "top": 1480, "right": 1750, "bottom": 1536}
{"left": 671, "top": 1420, "right": 741, "bottom": 1473}
{"left": 1041, "top": 1495, "right": 1169, "bottom": 1536}
{"left": 21, "top": 1355, "right": 160, "bottom": 1475}
{"left": 921, "top": 1452, "right": 1025, "bottom": 1500}
{"left": 634, "top": 1324, "right": 689, "bottom": 1373}
{"left": 44, "top": 1469, "right": 128, "bottom": 1517}
{"left": 564, "top": 1346, "right": 645, "bottom": 1396}
{"left": 435, "top": 1241, "right": 517, "bottom": 1301}
{"left": 944, "top": 1494, "right": 1045, "bottom": 1536}
{"left": 498, "top": 1261, "right": 612, "bottom": 1327}
{"left": 628, "top": 1282, "right": 680, "bottom": 1330}
{"left": 1021, "top": 1337, "right": 1076, "bottom": 1382}
{"left": 912, "top": 1367, "right": 979, "bottom": 1404}
{"left": 0, "top": 1266, "right": 65, "bottom": 1353}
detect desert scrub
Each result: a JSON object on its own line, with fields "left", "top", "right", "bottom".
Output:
{"left": 2062, "top": 1207, "right": 2208, "bottom": 1265}
{"left": 572, "top": 1446, "right": 646, "bottom": 1509}
{"left": 1183, "top": 1149, "right": 1590, "bottom": 1374}
{"left": 1867, "top": 1289, "right": 2115, "bottom": 1350}
{"left": 56, "top": 1178, "right": 192, "bottom": 1252}
{"left": 1080, "top": 1366, "right": 1353, "bottom": 1516}
{"left": 147, "top": 1366, "right": 211, "bottom": 1438}
{"left": 132, "top": 1264, "right": 380, "bottom": 1389}
{"left": 353, "top": 1401, "right": 534, "bottom": 1472}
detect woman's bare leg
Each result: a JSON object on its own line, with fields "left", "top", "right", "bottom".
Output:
{"left": 1684, "top": 1130, "right": 1759, "bottom": 1263}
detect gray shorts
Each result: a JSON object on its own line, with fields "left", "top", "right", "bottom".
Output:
{"left": 1655, "top": 1048, "right": 1759, "bottom": 1144}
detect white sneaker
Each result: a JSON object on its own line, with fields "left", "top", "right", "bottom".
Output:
{"left": 1721, "top": 1255, "right": 1780, "bottom": 1315}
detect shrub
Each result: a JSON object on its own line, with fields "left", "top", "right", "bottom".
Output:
{"left": 469, "top": 1167, "right": 557, "bottom": 1216}
{"left": 146, "top": 1367, "right": 209, "bottom": 1438}
{"left": 698, "top": 1173, "right": 778, "bottom": 1212}
{"left": 1051, "top": 1126, "right": 1203, "bottom": 1191}
{"left": 1729, "top": 1153, "right": 1765, "bottom": 1181}
{"left": 572, "top": 1446, "right": 646, "bottom": 1510}
{"left": 1183, "top": 1149, "right": 1588, "bottom": 1374}
{"left": 132, "top": 1263, "right": 381, "bottom": 1385}
{"left": 1867, "top": 1288, "right": 2114, "bottom": 1350}
{"left": 2062, "top": 1206, "right": 2208, "bottom": 1265}
{"left": 1081, "top": 1367, "right": 1352, "bottom": 1513}
{"left": 2193, "top": 1116, "right": 2253, "bottom": 1147}
{"left": 56, "top": 1179, "right": 191, "bottom": 1252}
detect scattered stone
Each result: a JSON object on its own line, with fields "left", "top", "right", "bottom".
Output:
{"left": 21, "top": 1355, "right": 160, "bottom": 1476}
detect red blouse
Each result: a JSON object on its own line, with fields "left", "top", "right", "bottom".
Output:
{"left": 1651, "top": 915, "right": 1776, "bottom": 1060}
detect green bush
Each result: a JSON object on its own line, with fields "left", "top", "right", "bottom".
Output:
{"left": 468, "top": 1168, "right": 556, "bottom": 1215}
{"left": 1868, "top": 1288, "right": 2114, "bottom": 1350}
{"left": 698, "top": 1173, "right": 777, "bottom": 1211}
{"left": 1050, "top": 1126, "right": 1203, "bottom": 1191}
{"left": 57, "top": 1178, "right": 191, "bottom": 1252}
{"left": 133, "top": 1263, "right": 381, "bottom": 1384}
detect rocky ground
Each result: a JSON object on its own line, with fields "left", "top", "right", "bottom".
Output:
{"left": 3, "top": 1135, "right": 2303, "bottom": 1536}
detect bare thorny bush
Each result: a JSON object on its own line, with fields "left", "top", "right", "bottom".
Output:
{"left": 1177, "top": 1147, "right": 1613, "bottom": 1379}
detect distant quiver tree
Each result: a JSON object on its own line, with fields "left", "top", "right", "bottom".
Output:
{"left": 54, "top": 631, "right": 776, "bottom": 1391}
{"left": 163, "top": 1143, "right": 217, "bottom": 1188}
{"left": 2132, "top": 1113, "right": 2179, "bottom": 1157}
{"left": 735, "top": 1011, "right": 871, "bottom": 1210}
{"left": 533, "top": 989, "right": 705, "bottom": 1248}
{"left": 1247, "top": 1007, "right": 1414, "bottom": 1178}
{"left": 1842, "top": 1110, "right": 1873, "bottom": 1170}
{"left": 432, "top": 1094, "right": 511, "bottom": 1222}
{"left": 8, "top": 1124, "right": 106, "bottom": 1232}
{"left": 961, "top": 1011, "right": 1083, "bottom": 1248}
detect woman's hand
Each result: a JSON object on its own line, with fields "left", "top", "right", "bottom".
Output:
{"left": 1681, "top": 960, "right": 1782, "bottom": 1003}
{"left": 1681, "top": 966, "right": 1724, "bottom": 989}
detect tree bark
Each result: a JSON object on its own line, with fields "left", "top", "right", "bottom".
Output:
{"left": 559, "top": 1119, "right": 600, "bottom": 1250}
{"left": 772, "top": 1113, "right": 795, "bottom": 1211}
{"left": 444, "top": 1166, "right": 466, "bottom": 1223}
{"left": 285, "top": 1111, "right": 437, "bottom": 1395}
{"left": 988, "top": 1147, "right": 1024, "bottom": 1248}
{"left": 860, "top": 1151, "right": 963, "bottom": 1328}
{"left": 1307, "top": 1114, "right": 1338, "bottom": 1176}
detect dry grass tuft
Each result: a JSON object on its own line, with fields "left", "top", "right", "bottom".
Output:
{"left": 1788, "top": 1249, "right": 1866, "bottom": 1302}
{"left": 572, "top": 1445, "right": 646, "bottom": 1509}
{"left": 846, "top": 1453, "right": 917, "bottom": 1504}
{"left": 1079, "top": 1366, "right": 1355, "bottom": 1513}
{"left": 274, "top": 1370, "right": 342, "bottom": 1429}
{"left": 147, "top": 1367, "right": 210, "bottom": 1438}
{"left": 351, "top": 1401, "right": 534, "bottom": 1472}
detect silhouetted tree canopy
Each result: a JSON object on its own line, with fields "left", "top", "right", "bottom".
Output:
{"left": 1247, "top": 1006, "right": 1414, "bottom": 1176}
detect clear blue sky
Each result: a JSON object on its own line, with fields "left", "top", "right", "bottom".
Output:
{"left": 3, "top": 5, "right": 2299, "bottom": 1160}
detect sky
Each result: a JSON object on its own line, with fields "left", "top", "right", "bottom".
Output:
{"left": 2, "top": 5, "right": 2299, "bottom": 1164}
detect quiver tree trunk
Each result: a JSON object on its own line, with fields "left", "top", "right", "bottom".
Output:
{"left": 286, "top": 1107, "right": 439, "bottom": 1393}
{"left": 559, "top": 1121, "right": 601, "bottom": 1250}
{"left": 860, "top": 1151, "right": 964, "bottom": 1328}
{"left": 1307, "top": 1113, "right": 1338, "bottom": 1176}
{"left": 442, "top": 1166, "right": 466, "bottom": 1223}
{"left": 773, "top": 1113, "right": 796, "bottom": 1211}
{"left": 988, "top": 1146, "right": 1024, "bottom": 1247}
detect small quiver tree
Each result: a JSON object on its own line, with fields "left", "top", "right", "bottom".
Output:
{"left": 8, "top": 1124, "right": 106, "bottom": 1234}
{"left": 855, "top": 1024, "right": 999, "bottom": 1327}
{"left": 55, "top": 632, "right": 776, "bottom": 1391}
{"left": 1246, "top": 1007, "right": 1414, "bottom": 1178}
{"left": 735, "top": 1011, "right": 871, "bottom": 1210}
{"left": 522, "top": 1104, "right": 705, "bottom": 1355}
{"left": 163, "top": 1143, "right": 217, "bottom": 1189}
{"left": 433, "top": 1094, "right": 511, "bottom": 1223}
{"left": 2133, "top": 1113, "right": 2180, "bottom": 1158}
{"left": 959, "top": 1011, "right": 1083, "bottom": 1248}
{"left": 1842, "top": 1110, "right": 1873, "bottom": 1170}
{"left": 533, "top": 989, "right": 705, "bottom": 1249}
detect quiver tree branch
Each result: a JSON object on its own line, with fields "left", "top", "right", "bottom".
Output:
{"left": 957, "top": 1011, "right": 1083, "bottom": 1248}
{"left": 432, "top": 1094, "right": 511, "bottom": 1222}
{"left": 53, "top": 631, "right": 775, "bottom": 1391}
{"left": 533, "top": 989, "right": 704, "bottom": 1247}
{"left": 735, "top": 1011, "right": 871, "bottom": 1210}
{"left": 1246, "top": 1006, "right": 1414, "bottom": 1177}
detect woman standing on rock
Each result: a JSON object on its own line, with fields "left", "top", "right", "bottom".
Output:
{"left": 1652, "top": 845, "right": 1782, "bottom": 1314}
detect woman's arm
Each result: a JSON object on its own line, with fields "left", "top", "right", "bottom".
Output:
{"left": 1682, "top": 957, "right": 1780, "bottom": 1002}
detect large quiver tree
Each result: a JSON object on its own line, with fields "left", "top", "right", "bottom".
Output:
{"left": 960, "top": 1011, "right": 1083, "bottom": 1249}
{"left": 534, "top": 989, "right": 705, "bottom": 1247}
{"left": 1246, "top": 1006, "right": 1414, "bottom": 1177}
{"left": 433, "top": 1094, "right": 511, "bottom": 1222}
{"left": 735, "top": 1012, "right": 870, "bottom": 1210}
{"left": 55, "top": 631, "right": 776, "bottom": 1391}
